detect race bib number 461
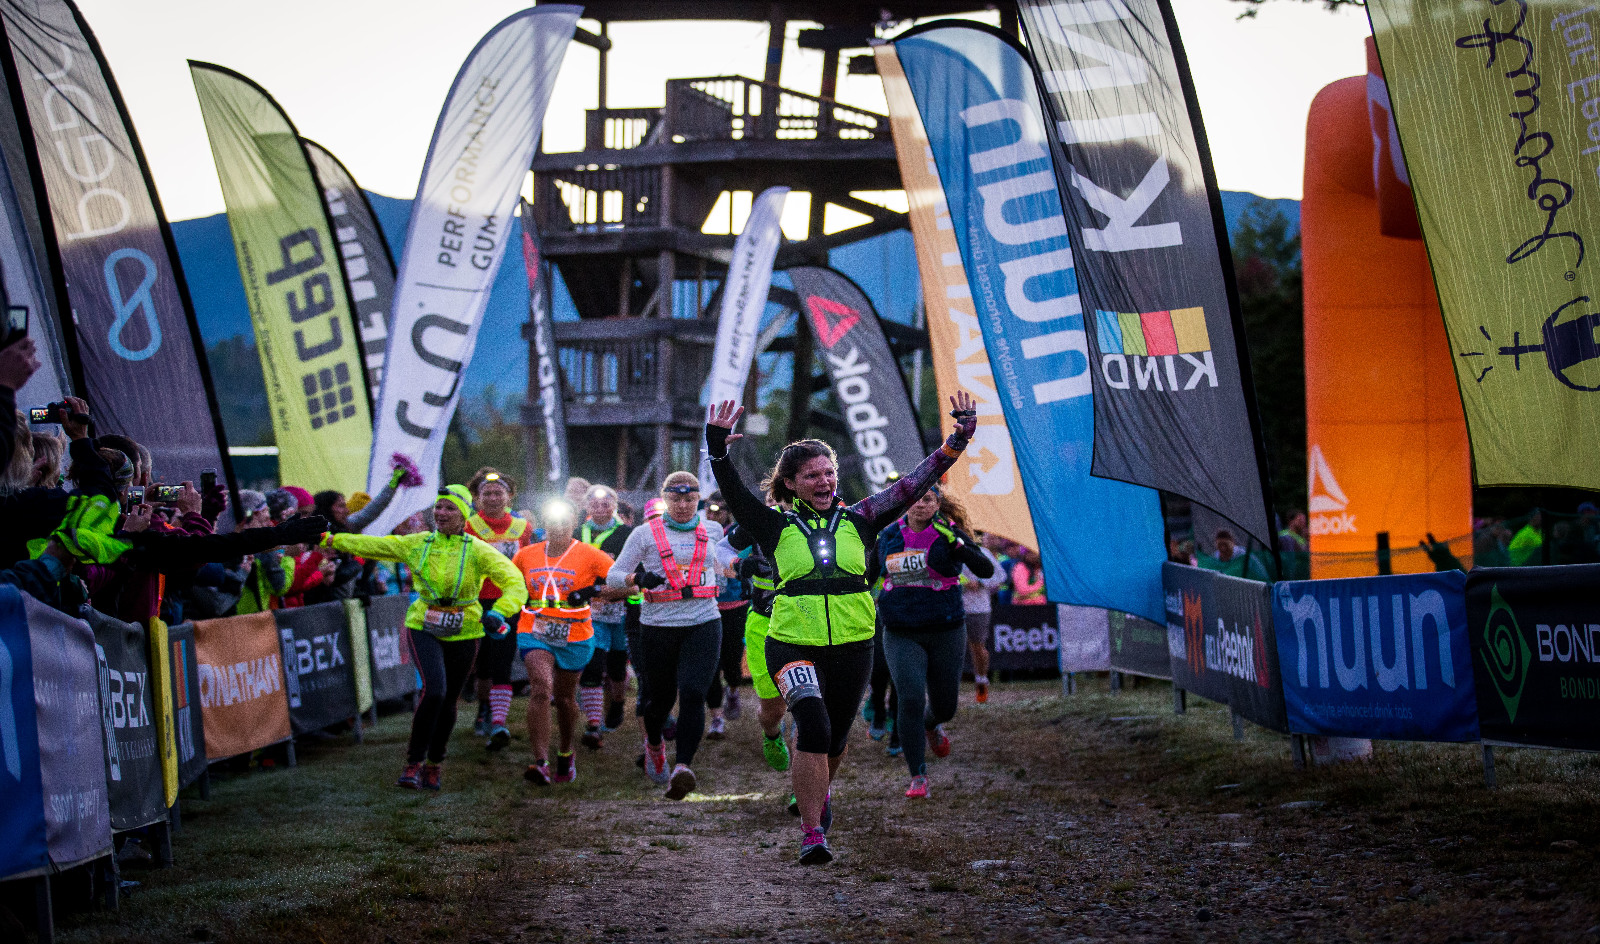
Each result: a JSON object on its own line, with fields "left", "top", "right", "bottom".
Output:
{"left": 775, "top": 660, "right": 821, "bottom": 706}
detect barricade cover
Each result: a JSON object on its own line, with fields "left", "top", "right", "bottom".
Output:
{"left": 148, "top": 617, "right": 178, "bottom": 807}
{"left": 1055, "top": 604, "right": 1108, "bottom": 674}
{"left": 1468, "top": 565, "right": 1600, "bottom": 751}
{"left": 1163, "top": 563, "right": 1289, "bottom": 733}
{"left": 165, "top": 623, "right": 209, "bottom": 789}
{"left": 193, "top": 612, "right": 292, "bottom": 760}
{"left": 1272, "top": 571, "right": 1477, "bottom": 742}
{"left": 23, "top": 594, "right": 111, "bottom": 869}
{"left": 1109, "top": 610, "right": 1171, "bottom": 681}
{"left": 0, "top": 587, "right": 48, "bottom": 881}
{"left": 273, "top": 602, "right": 359, "bottom": 733}
{"left": 988, "top": 604, "right": 1065, "bottom": 673}
{"left": 366, "top": 594, "right": 417, "bottom": 703}
{"left": 87, "top": 609, "right": 166, "bottom": 831}
{"left": 344, "top": 599, "right": 374, "bottom": 714}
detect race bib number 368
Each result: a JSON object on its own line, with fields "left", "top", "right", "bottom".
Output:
{"left": 775, "top": 660, "right": 821, "bottom": 705}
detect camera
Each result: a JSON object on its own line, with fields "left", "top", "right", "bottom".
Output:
{"left": 28, "top": 401, "right": 90, "bottom": 425}
{"left": 1, "top": 305, "right": 25, "bottom": 350}
{"left": 125, "top": 484, "right": 181, "bottom": 508}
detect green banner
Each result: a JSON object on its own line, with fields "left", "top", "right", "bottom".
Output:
{"left": 191, "top": 63, "right": 370, "bottom": 492}
{"left": 1371, "top": 0, "right": 1600, "bottom": 488}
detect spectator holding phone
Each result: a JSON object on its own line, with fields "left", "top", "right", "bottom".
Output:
{"left": 0, "top": 396, "right": 113, "bottom": 567}
{"left": 0, "top": 336, "right": 39, "bottom": 472}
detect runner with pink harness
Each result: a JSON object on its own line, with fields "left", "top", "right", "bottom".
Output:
{"left": 643, "top": 517, "right": 719, "bottom": 603}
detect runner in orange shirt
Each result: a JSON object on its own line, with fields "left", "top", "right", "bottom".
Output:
{"left": 511, "top": 499, "right": 618, "bottom": 785}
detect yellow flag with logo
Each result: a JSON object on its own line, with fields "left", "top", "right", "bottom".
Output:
{"left": 1371, "top": 1, "right": 1600, "bottom": 487}
{"left": 191, "top": 63, "right": 372, "bottom": 492}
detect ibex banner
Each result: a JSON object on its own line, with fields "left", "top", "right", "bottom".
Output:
{"left": 273, "top": 601, "right": 358, "bottom": 734}
{"left": 1273, "top": 571, "right": 1477, "bottom": 741}
{"left": 88, "top": 609, "right": 165, "bottom": 831}
{"left": 306, "top": 139, "right": 395, "bottom": 409}
{"left": 1370, "top": 0, "right": 1600, "bottom": 489}
{"left": 519, "top": 197, "right": 569, "bottom": 488}
{"left": 1162, "top": 562, "right": 1288, "bottom": 732}
{"left": 191, "top": 63, "right": 373, "bottom": 493}
{"left": 894, "top": 24, "right": 1167, "bottom": 622}
{"left": 1016, "top": 0, "right": 1271, "bottom": 545}
{"left": 0, "top": 0, "right": 231, "bottom": 489}
{"left": 366, "top": 6, "right": 580, "bottom": 536}
{"left": 787, "top": 265, "right": 922, "bottom": 488}
{"left": 22, "top": 592, "right": 109, "bottom": 869}
{"left": 193, "top": 612, "right": 291, "bottom": 760}
{"left": 0, "top": 586, "right": 47, "bottom": 881}
{"left": 876, "top": 46, "right": 1037, "bottom": 549}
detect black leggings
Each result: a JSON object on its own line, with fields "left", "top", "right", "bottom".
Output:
{"left": 706, "top": 605, "right": 749, "bottom": 708}
{"left": 764, "top": 637, "right": 875, "bottom": 757}
{"left": 406, "top": 630, "right": 479, "bottom": 764}
{"left": 868, "top": 625, "right": 896, "bottom": 726}
{"left": 883, "top": 621, "right": 966, "bottom": 776}
{"left": 640, "top": 620, "right": 722, "bottom": 767}
{"left": 580, "top": 646, "right": 630, "bottom": 688}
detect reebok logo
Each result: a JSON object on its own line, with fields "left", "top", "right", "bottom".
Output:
{"left": 806, "top": 295, "right": 860, "bottom": 348}
{"left": 1308, "top": 444, "right": 1356, "bottom": 536}
{"left": 825, "top": 345, "right": 901, "bottom": 487}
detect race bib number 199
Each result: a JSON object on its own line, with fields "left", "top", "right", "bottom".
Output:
{"left": 775, "top": 660, "right": 821, "bottom": 706}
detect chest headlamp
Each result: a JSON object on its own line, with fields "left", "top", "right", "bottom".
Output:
{"left": 808, "top": 529, "right": 837, "bottom": 576}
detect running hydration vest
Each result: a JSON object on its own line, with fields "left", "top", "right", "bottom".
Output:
{"left": 643, "top": 517, "right": 719, "bottom": 603}
{"left": 769, "top": 503, "right": 875, "bottom": 646}
{"left": 469, "top": 513, "right": 529, "bottom": 558}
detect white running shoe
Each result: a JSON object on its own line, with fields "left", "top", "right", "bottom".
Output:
{"left": 644, "top": 740, "right": 670, "bottom": 784}
{"left": 707, "top": 714, "right": 727, "bottom": 740}
{"left": 664, "top": 763, "right": 697, "bottom": 800}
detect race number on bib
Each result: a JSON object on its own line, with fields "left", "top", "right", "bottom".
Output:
{"left": 885, "top": 549, "right": 928, "bottom": 577}
{"left": 422, "top": 606, "right": 465, "bottom": 636}
{"left": 532, "top": 616, "right": 574, "bottom": 647}
{"left": 775, "top": 660, "right": 821, "bottom": 706}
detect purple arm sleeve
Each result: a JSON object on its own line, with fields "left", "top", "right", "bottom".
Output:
{"left": 851, "top": 414, "right": 977, "bottom": 530}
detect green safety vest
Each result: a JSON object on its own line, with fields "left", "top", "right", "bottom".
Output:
{"left": 768, "top": 502, "right": 876, "bottom": 647}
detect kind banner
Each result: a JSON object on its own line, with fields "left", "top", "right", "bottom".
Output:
{"left": 894, "top": 23, "right": 1167, "bottom": 622}
{"left": 1370, "top": 0, "right": 1600, "bottom": 489}
{"left": 876, "top": 43, "right": 1038, "bottom": 549}
{"left": 192, "top": 63, "right": 373, "bottom": 494}
{"left": 366, "top": 5, "right": 580, "bottom": 536}
{"left": 519, "top": 197, "right": 568, "bottom": 488}
{"left": 306, "top": 139, "right": 396, "bottom": 408}
{"left": 1016, "top": 0, "right": 1271, "bottom": 545}
{"left": 786, "top": 265, "right": 922, "bottom": 488}
{"left": 0, "top": 0, "right": 231, "bottom": 489}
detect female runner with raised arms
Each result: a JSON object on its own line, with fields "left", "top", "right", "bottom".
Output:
{"left": 705, "top": 391, "right": 977, "bottom": 864}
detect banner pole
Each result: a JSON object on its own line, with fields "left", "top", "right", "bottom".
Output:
{"left": 1481, "top": 744, "right": 1496, "bottom": 790}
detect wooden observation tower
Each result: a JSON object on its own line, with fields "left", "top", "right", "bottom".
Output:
{"left": 524, "top": 1, "right": 1001, "bottom": 490}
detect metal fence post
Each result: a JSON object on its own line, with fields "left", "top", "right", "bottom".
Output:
{"left": 1173, "top": 686, "right": 1186, "bottom": 715}
{"left": 1482, "top": 744, "right": 1497, "bottom": 789}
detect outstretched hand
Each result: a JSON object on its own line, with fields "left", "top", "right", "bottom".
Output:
{"left": 948, "top": 390, "right": 978, "bottom": 436}
{"left": 708, "top": 400, "right": 745, "bottom": 442}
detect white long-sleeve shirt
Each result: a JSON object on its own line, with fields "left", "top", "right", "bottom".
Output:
{"left": 960, "top": 546, "right": 1004, "bottom": 615}
{"left": 607, "top": 517, "right": 727, "bottom": 627}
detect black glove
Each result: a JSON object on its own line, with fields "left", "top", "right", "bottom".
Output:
{"left": 705, "top": 423, "right": 731, "bottom": 460}
{"left": 565, "top": 585, "right": 597, "bottom": 607}
{"left": 280, "top": 515, "right": 330, "bottom": 545}
{"left": 634, "top": 564, "right": 666, "bottom": 590}
{"left": 737, "top": 556, "right": 763, "bottom": 580}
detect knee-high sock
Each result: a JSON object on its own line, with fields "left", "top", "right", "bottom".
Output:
{"left": 489, "top": 685, "right": 514, "bottom": 727}
{"left": 579, "top": 686, "right": 605, "bottom": 727}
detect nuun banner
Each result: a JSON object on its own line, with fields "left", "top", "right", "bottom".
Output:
{"left": 519, "top": 197, "right": 568, "bottom": 487}
{"left": 894, "top": 24, "right": 1167, "bottom": 622}
{"left": 366, "top": 6, "right": 580, "bottom": 535}
{"left": 0, "top": 586, "right": 47, "bottom": 881}
{"left": 1016, "top": 0, "right": 1271, "bottom": 545}
{"left": 1, "top": 0, "right": 232, "bottom": 490}
{"left": 1272, "top": 571, "right": 1477, "bottom": 742}
{"left": 1163, "top": 562, "right": 1288, "bottom": 733}
{"left": 786, "top": 265, "right": 922, "bottom": 489}
{"left": 701, "top": 186, "right": 788, "bottom": 491}
{"left": 1467, "top": 564, "right": 1600, "bottom": 751}
{"left": 306, "top": 139, "right": 396, "bottom": 408}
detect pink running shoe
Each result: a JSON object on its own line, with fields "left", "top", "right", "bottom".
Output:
{"left": 905, "top": 775, "right": 929, "bottom": 799}
{"left": 927, "top": 724, "right": 951, "bottom": 758}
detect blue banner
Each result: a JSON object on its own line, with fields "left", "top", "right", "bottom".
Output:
{"left": 0, "top": 585, "right": 47, "bottom": 880}
{"left": 895, "top": 24, "right": 1167, "bottom": 622}
{"left": 1272, "top": 571, "right": 1478, "bottom": 742}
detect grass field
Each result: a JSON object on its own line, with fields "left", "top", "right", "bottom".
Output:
{"left": 33, "top": 675, "right": 1600, "bottom": 943}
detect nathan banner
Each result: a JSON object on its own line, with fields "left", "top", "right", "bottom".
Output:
{"left": 1016, "top": 0, "right": 1271, "bottom": 545}
{"left": 192, "top": 64, "right": 372, "bottom": 494}
{"left": 519, "top": 198, "right": 569, "bottom": 488}
{"left": 700, "top": 186, "right": 788, "bottom": 492}
{"left": 273, "top": 601, "right": 359, "bottom": 734}
{"left": 165, "top": 622, "right": 208, "bottom": 789}
{"left": 1162, "top": 562, "right": 1288, "bottom": 732}
{"left": 0, "top": 587, "right": 47, "bottom": 881}
{"left": 1467, "top": 564, "right": 1600, "bottom": 751}
{"left": 1370, "top": 2, "right": 1600, "bottom": 489}
{"left": 306, "top": 139, "right": 396, "bottom": 408}
{"left": 0, "top": 0, "right": 232, "bottom": 490}
{"left": 1109, "top": 609, "right": 1172, "bottom": 681}
{"left": 877, "top": 47, "right": 1036, "bottom": 549}
{"left": 366, "top": 593, "right": 417, "bottom": 703}
{"left": 1055, "top": 604, "right": 1108, "bottom": 673}
{"left": 787, "top": 265, "right": 922, "bottom": 487}
{"left": 895, "top": 24, "right": 1167, "bottom": 622}
{"left": 87, "top": 609, "right": 165, "bottom": 831}
{"left": 193, "top": 612, "right": 291, "bottom": 760}
{"left": 1272, "top": 571, "right": 1477, "bottom": 741}
{"left": 1302, "top": 64, "right": 1471, "bottom": 578}
{"left": 366, "top": 6, "right": 580, "bottom": 536}
{"left": 22, "top": 593, "right": 110, "bottom": 869}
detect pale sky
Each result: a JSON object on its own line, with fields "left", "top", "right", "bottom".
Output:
{"left": 74, "top": 0, "right": 1372, "bottom": 222}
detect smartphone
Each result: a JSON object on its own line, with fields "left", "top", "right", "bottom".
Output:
{"left": 125, "top": 485, "right": 145, "bottom": 508}
{"left": 0, "top": 305, "right": 25, "bottom": 349}
{"left": 147, "top": 484, "right": 183, "bottom": 504}
{"left": 200, "top": 469, "right": 217, "bottom": 495}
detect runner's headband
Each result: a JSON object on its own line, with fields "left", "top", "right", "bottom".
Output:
{"left": 662, "top": 484, "right": 698, "bottom": 495}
